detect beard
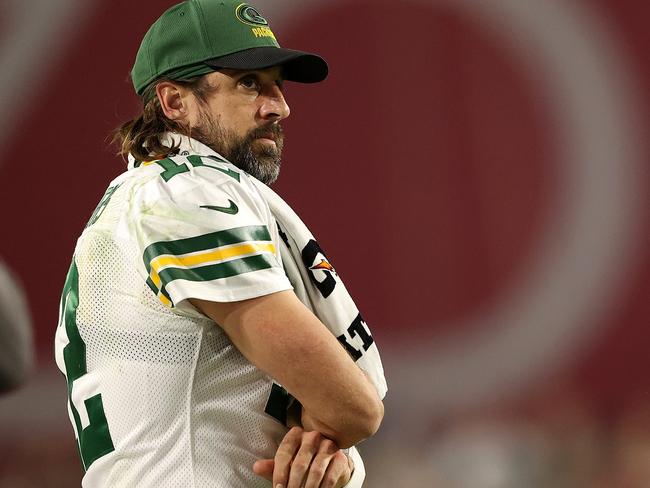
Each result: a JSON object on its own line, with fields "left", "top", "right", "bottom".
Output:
{"left": 191, "top": 110, "right": 284, "bottom": 185}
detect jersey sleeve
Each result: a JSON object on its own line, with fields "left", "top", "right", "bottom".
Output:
{"left": 128, "top": 156, "right": 292, "bottom": 311}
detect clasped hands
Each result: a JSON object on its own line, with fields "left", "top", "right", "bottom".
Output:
{"left": 253, "top": 426, "right": 354, "bottom": 488}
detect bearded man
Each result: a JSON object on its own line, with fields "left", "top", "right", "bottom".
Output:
{"left": 54, "top": 1, "right": 387, "bottom": 487}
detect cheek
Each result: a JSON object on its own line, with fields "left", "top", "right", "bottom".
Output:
{"left": 186, "top": 99, "right": 207, "bottom": 127}
{"left": 223, "top": 105, "right": 258, "bottom": 137}
{"left": 199, "top": 93, "right": 259, "bottom": 138}
{"left": 187, "top": 110, "right": 201, "bottom": 128}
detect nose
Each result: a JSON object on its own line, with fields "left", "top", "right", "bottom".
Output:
{"left": 259, "top": 85, "right": 290, "bottom": 121}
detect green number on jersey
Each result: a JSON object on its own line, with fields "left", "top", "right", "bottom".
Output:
{"left": 86, "top": 184, "right": 121, "bottom": 228}
{"left": 59, "top": 260, "right": 115, "bottom": 469}
{"left": 264, "top": 383, "right": 291, "bottom": 425}
{"left": 156, "top": 158, "right": 190, "bottom": 182}
{"left": 156, "top": 156, "right": 240, "bottom": 182}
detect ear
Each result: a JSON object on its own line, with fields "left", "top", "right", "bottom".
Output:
{"left": 156, "top": 81, "right": 189, "bottom": 122}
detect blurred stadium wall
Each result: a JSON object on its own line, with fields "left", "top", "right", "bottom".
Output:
{"left": 0, "top": 0, "right": 649, "bottom": 486}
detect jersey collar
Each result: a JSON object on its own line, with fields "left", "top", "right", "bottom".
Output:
{"left": 127, "top": 132, "right": 229, "bottom": 170}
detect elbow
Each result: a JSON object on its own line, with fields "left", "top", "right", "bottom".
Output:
{"left": 363, "top": 397, "right": 384, "bottom": 439}
{"left": 362, "top": 395, "right": 384, "bottom": 438}
{"left": 335, "top": 395, "right": 384, "bottom": 448}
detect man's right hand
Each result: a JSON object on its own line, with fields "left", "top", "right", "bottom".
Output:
{"left": 253, "top": 426, "right": 353, "bottom": 488}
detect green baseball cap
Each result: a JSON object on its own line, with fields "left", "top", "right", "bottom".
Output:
{"left": 131, "top": 0, "right": 328, "bottom": 96}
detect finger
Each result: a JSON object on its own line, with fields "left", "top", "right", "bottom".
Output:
{"left": 287, "top": 430, "right": 322, "bottom": 488}
{"left": 273, "top": 426, "right": 304, "bottom": 488}
{"left": 346, "top": 452, "right": 354, "bottom": 477}
{"left": 304, "top": 438, "right": 337, "bottom": 488}
{"left": 321, "top": 451, "right": 350, "bottom": 488}
{"left": 252, "top": 459, "right": 274, "bottom": 480}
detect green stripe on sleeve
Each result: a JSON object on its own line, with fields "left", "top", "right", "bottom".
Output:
{"left": 146, "top": 276, "right": 173, "bottom": 304}
{"left": 145, "top": 277, "right": 157, "bottom": 295}
{"left": 143, "top": 225, "right": 272, "bottom": 273}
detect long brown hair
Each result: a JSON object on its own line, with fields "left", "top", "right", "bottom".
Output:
{"left": 112, "top": 75, "right": 215, "bottom": 162}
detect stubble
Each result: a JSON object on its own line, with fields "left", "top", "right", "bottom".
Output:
{"left": 191, "top": 109, "right": 284, "bottom": 185}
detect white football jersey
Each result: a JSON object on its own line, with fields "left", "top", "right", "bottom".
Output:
{"left": 54, "top": 136, "right": 296, "bottom": 487}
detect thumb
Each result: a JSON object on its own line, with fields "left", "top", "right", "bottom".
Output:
{"left": 253, "top": 458, "right": 275, "bottom": 480}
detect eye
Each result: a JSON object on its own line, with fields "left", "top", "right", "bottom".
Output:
{"left": 239, "top": 76, "right": 260, "bottom": 91}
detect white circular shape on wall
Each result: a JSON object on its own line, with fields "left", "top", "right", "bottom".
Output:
{"left": 254, "top": 0, "right": 645, "bottom": 421}
{"left": 0, "top": 0, "right": 101, "bottom": 159}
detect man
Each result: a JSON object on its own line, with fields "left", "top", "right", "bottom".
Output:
{"left": 54, "top": 1, "right": 387, "bottom": 487}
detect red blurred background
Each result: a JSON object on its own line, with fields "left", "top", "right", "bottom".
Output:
{"left": 0, "top": 0, "right": 648, "bottom": 486}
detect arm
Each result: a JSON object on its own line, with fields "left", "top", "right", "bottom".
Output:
{"left": 191, "top": 290, "right": 384, "bottom": 448}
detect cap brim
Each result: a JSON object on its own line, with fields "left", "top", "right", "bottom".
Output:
{"left": 205, "top": 46, "right": 328, "bottom": 83}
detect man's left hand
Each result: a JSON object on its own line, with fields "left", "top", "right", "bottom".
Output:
{"left": 253, "top": 426, "right": 353, "bottom": 488}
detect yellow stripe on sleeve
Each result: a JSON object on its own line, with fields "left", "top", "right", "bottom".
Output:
{"left": 149, "top": 241, "right": 277, "bottom": 289}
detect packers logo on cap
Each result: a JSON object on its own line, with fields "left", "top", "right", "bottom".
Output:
{"left": 236, "top": 4, "right": 268, "bottom": 26}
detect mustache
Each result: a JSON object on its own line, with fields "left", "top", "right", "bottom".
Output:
{"left": 247, "top": 123, "right": 284, "bottom": 142}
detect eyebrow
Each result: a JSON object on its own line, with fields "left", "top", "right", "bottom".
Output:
{"left": 234, "top": 68, "right": 285, "bottom": 82}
